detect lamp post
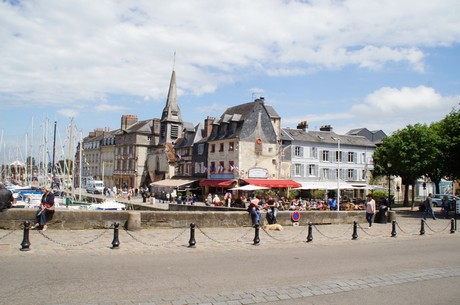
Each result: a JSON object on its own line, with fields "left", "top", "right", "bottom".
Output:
{"left": 387, "top": 162, "right": 392, "bottom": 201}
{"left": 332, "top": 137, "right": 341, "bottom": 211}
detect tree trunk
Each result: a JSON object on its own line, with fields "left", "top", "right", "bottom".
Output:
{"left": 403, "top": 183, "right": 410, "bottom": 207}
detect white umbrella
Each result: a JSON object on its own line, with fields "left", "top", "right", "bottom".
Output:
{"left": 229, "top": 184, "right": 269, "bottom": 191}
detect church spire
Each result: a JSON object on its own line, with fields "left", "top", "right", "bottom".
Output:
{"left": 161, "top": 69, "right": 181, "bottom": 123}
{"left": 159, "top": 69, "right": 183, "bottom": 144}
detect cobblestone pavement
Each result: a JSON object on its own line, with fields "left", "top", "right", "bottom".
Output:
{"left": 0, "top": 211, "right": 457, "bottom": 256}
{"left": 1, "top": 210, "right": 459, "bottom": 305}
{"left": 125, "top": 266, "right": 460, "bottom": 305}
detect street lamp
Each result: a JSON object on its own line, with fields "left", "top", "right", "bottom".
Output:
{"left": 387, "top": 162, "right": 392, "bottom": 203}
{"left": 332, "top": 137, "right": 341, "bottom": 211}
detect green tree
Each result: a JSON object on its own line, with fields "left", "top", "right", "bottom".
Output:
{"left": 435, "top": 109, "right": 460, "bottom": 180}
{"left": 373, "top": 124, "right": 440, "bottom": 206}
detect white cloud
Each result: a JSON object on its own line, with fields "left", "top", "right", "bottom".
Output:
{"left": 288, "top": 86, "right": 459, "bottom": 134}
{"left": 1, "top": 0, "right": 459, "bottom": 110}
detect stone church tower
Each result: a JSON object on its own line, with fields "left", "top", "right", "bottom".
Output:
{"left": 159, "top": 70, "right": 183, "bottom": 145}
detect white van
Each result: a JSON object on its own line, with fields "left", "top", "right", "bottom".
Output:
{"left": 86, "top": 180, "right": 105, "bottom": 194}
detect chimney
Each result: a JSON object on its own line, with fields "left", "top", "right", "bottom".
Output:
{"left": 255, "top": 96, "right": 265, "bottom": 104}
{"left": 121, "top": 115, "right": 138, "bottom": 130}
{"left": 297, "top": 121, "right": 308, "bottom": 131}
{"left": 204, "top": 116, "right": 215, "bottom": 137}
{"left": 320, "top": 125, "right": 333, "bottom": 132}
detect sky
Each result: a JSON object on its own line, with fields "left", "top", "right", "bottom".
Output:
{"left": 1, "top": 0, "right": 459, "bottom": 162}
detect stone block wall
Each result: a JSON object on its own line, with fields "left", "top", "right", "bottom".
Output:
{"left": 0, "top": 209, "right": 366, "bottom": 230}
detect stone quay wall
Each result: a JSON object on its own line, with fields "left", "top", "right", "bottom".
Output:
{"left": 0, "top": 208, "right": 366, "bottom": 230}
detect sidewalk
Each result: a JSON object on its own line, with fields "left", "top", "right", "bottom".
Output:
{"left": 0, "top": 208, "right": 457, "bottom": 257}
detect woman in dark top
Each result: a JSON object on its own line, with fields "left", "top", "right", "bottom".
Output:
{"left": 33, "top": 186, "right": 55, "bottom": 231}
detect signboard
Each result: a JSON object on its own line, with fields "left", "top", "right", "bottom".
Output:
{"left": 248, "top": 167, "right": 268, "bottom": 178}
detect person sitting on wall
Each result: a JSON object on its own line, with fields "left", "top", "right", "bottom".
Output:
{"left": 33, "top": 186, "right": 55, "bottom": 231}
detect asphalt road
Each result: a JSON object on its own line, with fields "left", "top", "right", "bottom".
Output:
{"left": 1, "top": 229, "right": 459, "bottom": 305}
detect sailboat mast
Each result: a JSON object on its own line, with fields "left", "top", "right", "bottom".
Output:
{"left": 52, "top": 121, "right": 57, "bottom": 179}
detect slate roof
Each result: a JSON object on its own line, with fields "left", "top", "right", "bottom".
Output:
{"left": 282, "top": 128, "right": 376, "bottom": 148}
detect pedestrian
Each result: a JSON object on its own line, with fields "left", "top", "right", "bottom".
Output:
{"left": 266, "top": 197, "right": 279, "bottom": 224}
{"left": 224, "top": 191, "right": 232, "bottom": 207}
{"left": 0, "top": 182, "right": 15, "bottom": 211}
{"left": 247, "top": 196, "right": 261, "bottom": 227}
{"left": 212, "top": 194, "right": 221, "bottom": 206}
{"left": 33, "top": 186, "right": 55, "bottom": 231}
{"left": 441, "top": 195, "right": 452, "bottom": 219}
{"left": 422, "top": 193, "right": 436, "bottom": 220}
{"left": 365, "top": 194, "right": 376, "bottom": 227}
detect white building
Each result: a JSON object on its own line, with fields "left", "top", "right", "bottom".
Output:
{"left": 281, "top": 123, "right": 376, "bottom": 197}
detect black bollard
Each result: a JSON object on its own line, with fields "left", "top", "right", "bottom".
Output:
{"left": 111, "top": 222, "right": 120, "bottom": 249}
{"left": 188, "top": 223, "right": 196, "bottom": 248}
{"left": 352, "top": 221, "right": 358, "bottom": 240}
{"left": 420, "top": 219, "right": 425, "bottom": 235}
{"left": 391, "top": 220, "right": 397, "bottom": 237}
{"left": 20, "top": 221, "right": 31, "bottom": 251}
{"left": 450, "top": 218, "right": 455, "bottom": 234}
{"left": 253, "top": 224, "right": 260, "bottom": 245}
{"left": 307, "top": 222, "right": 313, "bottom": 243}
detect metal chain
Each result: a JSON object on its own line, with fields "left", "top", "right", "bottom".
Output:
{"left": 313, "top": 224, "right": 349, "bottom": 239}
{"left": 395, "top": 221, "right": 420, "bottom": 235}
{"left": 122, "top": 227, "right": 188, "bottom": 247}
{"left": 356, "top": 223, "right": 388, "bottom": 237}
{"left": 196, "top": 225, "right": 253, "bottom": 244}
{"left": 424, "top": 220, "right": 451, "bottom": 233}
{"left": 0, "top": 230, "right": 15, "bottom": 240}
{"left": 261, "top": 225, "right": 307, "bottom": 243}
{"left": 37, "top": 228, "right": 110, "bottom": 247}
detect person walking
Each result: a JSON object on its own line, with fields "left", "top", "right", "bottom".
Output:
{"left": 247, "top": 196, "right": 261, "bottom": 227}
{"left": 441, "top": 195, "right": 452, "bottom": 219}
{"left": 365, "top": 194, "right": 376, "bottom": 227}
{"left": 0, "top": 182, "right": 15, "bottom": 211}
{"left": 422, "top": 193, "right": 436, "bottom": 220}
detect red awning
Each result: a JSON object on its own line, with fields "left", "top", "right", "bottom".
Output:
{"left": 199, "top": 179, "right": 235, "bottom": 187}
{"left": 243, "top": 179, "right": 301, "bottom": 188}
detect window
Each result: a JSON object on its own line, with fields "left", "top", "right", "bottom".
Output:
{"left": 171, "top": 125, "right": 179, "bottom": 139}
{"left": 229, "top": 161, "right": 235, "bottom": 171}
{"left": 294, "top": 163, "right": 303, "bottom": 176}
{"left": 219, "top": 143, "right": 224, "bottom": 152}
{"left": 210, "top": 144, "right": 215, "bottom": 153}
{"left": 321, "top": 168, "right": 330, "bottom": 179}
{"left": 322, "top": 150, "right": 330, "bottom": 162}
{"left": 294, "top": 146, "right": 303, "bottom": 157}
{"left": 348, "top": 152, "right": 355, "bottom": 163}
{"left": 335, "top": 151, "right": 343, "bottom": 162}
{"left": 311, "top": 147, "right": 318, "bottom": 158}
{"left": 229, "top": 142, "right": 234, "bottom": 151}
{"left": 197, "top": 144, "right": 204, "bottom": 155}
{"left": 347, "top": 169, "right": 355, "bottom": 179}
{"left": 308, "top": 164, "right": 316, "bottom": 176}
{"left": 210, "top": 162, "right": 216, "bottom": 173}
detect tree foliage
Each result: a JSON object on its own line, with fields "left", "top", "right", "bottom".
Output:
{"left": 435, "top": 109, "right": 460, "bottom": 180}
{"left": 373, "top": 123, "right": 441, "bottom": 206}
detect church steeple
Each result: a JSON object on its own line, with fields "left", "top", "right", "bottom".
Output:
{"left": 159, "top": 69, "right": 183, "bottom": 144}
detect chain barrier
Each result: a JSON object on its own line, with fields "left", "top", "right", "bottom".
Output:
{"left": 0, "top": 230, "right": 15, "bottom": 240}
{"left": 313, "top": 224, "right": 349, "bottom": 239}
{"left": 394, "top": 221, "right": 420, "bottom": 235}
{"left": 261, "top": 225, "right": 307, "bottom": 243}
{"left": 37, "top": 227, "right": 111, "bottom": 247}
{"left": 424, "top": 220, "right": 451, "bottom": 233}
{"left": 123, "top": 227, "right": 188, "bottom": 247}
{"left": 356, "top": 223, "right": 388, "bottom": 237}
{"left": 196, "top": 225, "right": 253, "bottom": 244}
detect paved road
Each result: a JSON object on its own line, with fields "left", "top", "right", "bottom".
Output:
{"left": 0, "top": 212, "right": 459, "bottom": 305}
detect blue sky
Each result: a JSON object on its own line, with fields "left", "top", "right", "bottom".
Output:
{"left": 1, "top": 0, "right": 459, "bottom": 162}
